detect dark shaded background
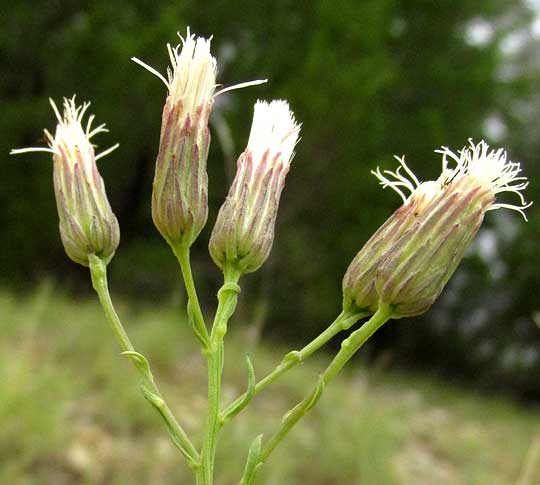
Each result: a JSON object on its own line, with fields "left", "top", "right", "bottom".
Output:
{"left": 3, "top": 0, "right": 540, "bottom": 398}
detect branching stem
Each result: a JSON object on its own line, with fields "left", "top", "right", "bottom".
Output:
{"left": 241, "top": 307, "right": 392, "bottom": 484}
{"left": 88, "top": 254, "right": 200, "bottom": 467}
{"left": 221, "top": 310, "right": 367, "bottom": 423}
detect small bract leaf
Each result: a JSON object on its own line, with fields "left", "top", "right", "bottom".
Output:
{"left": 239, "top": 434, "right": 263, "bottom": 485}
{"left": 121, "top": 350, "right": 153, "bottom": 380}
{"left": 245, "top": 354, "right": 256, "bottom": 398}
{"left": 305, "top": 375, "right": 325, "bottom": 413}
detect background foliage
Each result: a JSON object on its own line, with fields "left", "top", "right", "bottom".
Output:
{"left": 2, "top": 0, "right": 540, "bottom": 398}
{"left": 2, "top": 287, "right": 539, "bottom": 484}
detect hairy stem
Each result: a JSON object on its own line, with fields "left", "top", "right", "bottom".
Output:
{"left": 88, "top": 254, "right": 199, "bottom": 467}
{"left": 198, "top": 267, "right": 241, "bottom": 485}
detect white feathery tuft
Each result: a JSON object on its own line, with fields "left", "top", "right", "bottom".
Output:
{"left": 373, "top": 139, "right": 531, "bottom": 220}
{"left": 10, "top": 96, "right": 118, "bottom": 167}
{"left": 131, "top": 28, "right": 266, "bottom": 111}
{"left": 247, "top": 100, "right": 300, "bottom": 171}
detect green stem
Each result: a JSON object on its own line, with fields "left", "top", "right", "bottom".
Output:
{"left": 198, "top": 267, "right": 241, "bottom": 485}
{"left": 255, "top": 307, "right": 392, "bottom": 478}
{"left": 222, "top": 310, "right": 366, "bottom": 424}
{"left": 172, "top": 243, "right": 210, "bottom": 348}
{"left": 88, "top": 254, "right": 200, "bottom": 467}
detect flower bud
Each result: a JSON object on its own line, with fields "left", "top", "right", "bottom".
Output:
{"left": 209, "top": 100, "right": 300, "bottom": 274}
{"left": 342, "top": 167, "right": 426, "bottom": 314}
{"left": 132, "top": 30, "right": 266, "bottom": 248}
{"left": 11, "top": 97, "right": 120, "bottom": 266}
{"left": 343, "top": 140, "right": 531, "bottom": 318}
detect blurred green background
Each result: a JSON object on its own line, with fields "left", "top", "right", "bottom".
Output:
{"left": 2, "top": 0, "right": 540, "bottom": 483}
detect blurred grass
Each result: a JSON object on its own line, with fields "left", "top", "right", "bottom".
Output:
{"left": 1, "top": 282, "right": 540, "bottom": 485}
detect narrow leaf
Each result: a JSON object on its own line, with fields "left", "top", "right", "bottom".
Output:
{"left": 239, "top": 434, "right": 263, "bottom": 485}
{"left": 121, "top": 350, "right": 153, "bottom": 380}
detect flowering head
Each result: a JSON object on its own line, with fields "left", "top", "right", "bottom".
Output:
{"left": 10, "top": 97, "right": 120, "bottom": 266}
{"left": 209, "top": 100, "right": 300, "bottom": 275}
{"left": 132, "top": 29, "right": 266, "bottom": 248}
{"left": 343, "top": 140, "right": 531, "bottom": 318}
